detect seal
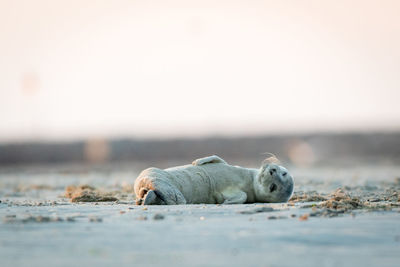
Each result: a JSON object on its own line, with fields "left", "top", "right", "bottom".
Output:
{"left": 134, "top": 155, "right": 294, "bottom": 205}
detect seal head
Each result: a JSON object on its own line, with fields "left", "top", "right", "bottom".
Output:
{"left": 254, "top": 163, "right": 294, "bottom": 203}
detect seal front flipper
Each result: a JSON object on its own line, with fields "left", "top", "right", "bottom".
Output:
{"left": 222, "top": 191, "right": 247, "bottom": 204}
{"left": 192, "top": 155, "right": 227, "bottom": 166}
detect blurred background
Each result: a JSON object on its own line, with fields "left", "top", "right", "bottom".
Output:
{"left": 0, "top": 0, "right": 399, "bottom": 167}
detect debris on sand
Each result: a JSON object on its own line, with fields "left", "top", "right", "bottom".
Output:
{"left": 238, "top": 207, "right": 274, "bottom": 214}
{"left": 304, "top": 188, "right": 400, "bottom": 218}
{"left": 317, "top": 188, "right": 362, "bottom": 210}
{"left": 309, "top": 208, "right": 346, "bottom": 218}
{"left": 0, "top": 200, "right": 66, "bottom": 207}
{"left": 380, "top": 188, "right": 400, "bottom": 202}
{"left": 299, "top": 214, "right": 309, "bottom": 221}
{"left": 64, "top": 185, "right": 118, "bottom": 202}
{"left": 71, "top": 191, "right": 118, "bottom": 202}
{"left": 2, "top": 215, "right": 75, "bottom": 223}
{"left": 136, "top": 216, "right": 148, "bottom": 221}
{"left": 289, "top": 191, "right": 328, "bottom": 203}
{"left": 267, "top": 215, "right": 287, "bottom": 220}
{"left": 65, "top": 185, "right": 95, "bottom": 198}
{"left": 89, "top": 216, "right": 103, "bottom": 222}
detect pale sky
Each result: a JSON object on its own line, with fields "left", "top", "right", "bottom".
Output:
{"left": 0, "top": 0, "right": 399, "bottom": 141}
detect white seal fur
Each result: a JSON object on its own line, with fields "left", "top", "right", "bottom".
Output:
{"left": 134, "top": 155, "right": 294, "bottom": 205}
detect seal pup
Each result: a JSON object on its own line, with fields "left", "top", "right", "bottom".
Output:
{"left": 134, "top": 155, "right": 294, "bottom": 205}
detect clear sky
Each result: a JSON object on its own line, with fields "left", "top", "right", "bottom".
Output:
{"left": 0, "top": 0, "right": 399, "bottom": 141}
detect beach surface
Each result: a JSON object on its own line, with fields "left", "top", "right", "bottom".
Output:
{"left": 1, "top": 162, "right": 400, "bottom": 267}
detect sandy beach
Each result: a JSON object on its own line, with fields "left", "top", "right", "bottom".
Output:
{"left": 1, "top": 162, "right": 399, "bottom": 267}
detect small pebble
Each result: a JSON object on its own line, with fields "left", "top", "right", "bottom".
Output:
{"left": 66, "top": 217, "right": 75, "bottom": 222}
{"left": 238, "top": 207, "right": 274, "bottom": 214}
{"left": 89, "top": 216, "right": 102, "bottom": 222}
{"left": 299, "top": 214, "right": 309, "bottom": 221}
{"left": 153, "top": 214, "right": 165, "bottom": 220}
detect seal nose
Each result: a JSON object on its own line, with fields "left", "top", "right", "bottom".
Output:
{"left": 269, "top": 183, "right": 277, "bottom": 192}
{"left": 269, "top": 168, "right": 277, "bottom": 176}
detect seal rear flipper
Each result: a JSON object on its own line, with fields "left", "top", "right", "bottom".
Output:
{"left": 143, "top": 190, "right": 163, "bottom": 205}
{"left": 142, "top": 188, "right": 187, "bottom": 205}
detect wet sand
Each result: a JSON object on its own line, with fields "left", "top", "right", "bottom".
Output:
{"left": 1, "top": 163, "right": 400, "bottom": 267}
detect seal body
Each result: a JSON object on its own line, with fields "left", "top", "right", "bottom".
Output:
{"left": 134, "top": 155, "right": 294, "bottom": 205}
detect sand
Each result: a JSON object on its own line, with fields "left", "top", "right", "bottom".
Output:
{"left": 1, "top": 163, "right": 400, "bottom": 267}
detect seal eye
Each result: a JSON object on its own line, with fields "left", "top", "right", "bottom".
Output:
{"left": 282, "top": 172, "right": 287, "bottom": 176}
{"left": 269, "top": 183, "right": 277, "bottom": 193}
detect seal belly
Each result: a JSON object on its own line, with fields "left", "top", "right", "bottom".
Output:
{"left": 165, "top": 165, "right": 217, "bottom": 204}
